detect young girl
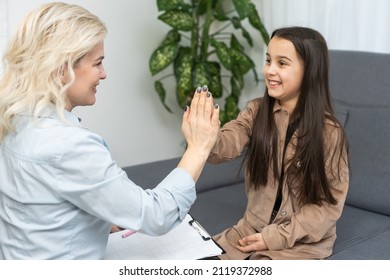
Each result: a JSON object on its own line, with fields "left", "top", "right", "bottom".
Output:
{"left": 209, "top": 26, "right": 349, "bottom": 260}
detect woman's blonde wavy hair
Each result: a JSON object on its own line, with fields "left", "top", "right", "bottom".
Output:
{"left": 0, "top": 2, "right": 107, "bottom": 142}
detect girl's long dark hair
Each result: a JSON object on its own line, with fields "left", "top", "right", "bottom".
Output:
{"left": 246, "top": 27, "right": 348, "bottom": 206}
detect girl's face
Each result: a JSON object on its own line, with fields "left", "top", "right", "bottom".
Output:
{"left": 64, "top": 41, "right": 106, "bottom": 111}
{"left": 263, "top": 37, "right": 304, "bottom": 113}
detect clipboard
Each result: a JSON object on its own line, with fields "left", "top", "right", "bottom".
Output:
{"left": 103, "top": 214, "right": 225, "bottom": 260}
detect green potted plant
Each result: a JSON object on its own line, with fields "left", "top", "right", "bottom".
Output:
{"left": 149, "top": 0, "right": 269, "bottom": 124}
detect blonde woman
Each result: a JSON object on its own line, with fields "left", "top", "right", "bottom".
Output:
{"left": 0, "top": 2, "right": 219, "bottom": 259}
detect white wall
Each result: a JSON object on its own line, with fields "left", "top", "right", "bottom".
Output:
{"left": 0, "top": 0, "right": 7, "bottom": 74}
{"left": 260, "top": 0, "right": 390, "bottom": 54}
{"left": 3, "top": 0, "right": 265, "bottom": 167}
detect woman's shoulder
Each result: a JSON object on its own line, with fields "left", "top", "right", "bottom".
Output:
{"left": 18, "top": 113, "right": 106, "bottom": 161}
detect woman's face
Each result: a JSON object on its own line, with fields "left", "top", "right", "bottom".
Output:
{"left": 64, "top": 41, "right": 106, "bottom": 111}
{"left": 263, "top": 36, "right": 304, "bottom": 113}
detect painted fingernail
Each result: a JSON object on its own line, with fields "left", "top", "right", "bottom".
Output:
{"left": 215, "top": 104, "right": 219, "bottom": 109}
{"left": 196, "top": 87, "right": 202, "bottom": 93}
{"left": 202, "top": 85, "right": 208, "bottom": 92}
{"left": 207, "top": 92, "right": 211, "bottom": 98}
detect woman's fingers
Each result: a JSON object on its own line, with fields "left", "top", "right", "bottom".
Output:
{"left": 189, "top": 85, "right": 208, "bottom": 120}
{"left": 182, "top": 85, "right": 219, "bottom": 150}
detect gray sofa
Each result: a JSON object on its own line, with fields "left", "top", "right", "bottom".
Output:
{"left": 123, "top": 50, "right": 390, "bottom": 259}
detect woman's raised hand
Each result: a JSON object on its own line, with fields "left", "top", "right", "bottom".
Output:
{"left": 178, "top": 85, "right": 220, "bottom": 182}
{"left": 182, "top": 85, "right": 220, "bottom": 154}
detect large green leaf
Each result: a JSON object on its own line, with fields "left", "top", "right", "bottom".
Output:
{"left": 192, "top": 62, "right": 212, "bottom": 90}
{"left": 149, "top": 43, "right": 179, "bottom": 75}
{"left": 197, "top": 0, "right": 208, "bottom": 15}
{"left": 154, "top": 80, "right": 172, "bottom": 113}
{"left": 230, "top": 17, "right": 254, "bottom": 47}
{"left": 224, "top": 94, "right": 240, "bottom": 122}
{"left": 207, "top": 61, "right": 222, "bottom": 98}
{"left": 240, "top": 24, "right": 253, "bottom": 47}
{"left": 219, "top": 110, "right": 227, "bottom": 125}
{"left": 231, "top": 17, "right": 241, "bottom": 29}
{"left": 158, "top": 11, "right": 194, "bottom": 31}
{"left": 174, "top": 47, "right": 192, "bottom": 78}
{"left": 247, "top": 3, "right": 270, "bottom": 43}
{"left": 174, "top": 48, "right": 193, "bottom": 107}
{"left": 157, "top": 0, "right": 190, "bottom": 12}
{"left": 161, "top": 29, "right": 181, "bottom": 46}
{"left": 211, "top": 39, "right": 232, "bottom": 70}
{"left": 230, "top": 76, "right": 241, "bottom": 99}
{"left": 213, "top": 2, "right": 230, "bottom": 21}
{"left": 229, "top": 48, "right": 254, "bottom": 74}
{"left": 231, "top": 65, "right": 244, "bottom": 90}
{"left": 198, "top": 0, "right": 220, "bottom": 15}
{"left": 233, "top": 0, "right": 252, "bottom": 19}
{"left": 230, "top": 34, "right": 244, "bottom": 52}
{"left": 176, "top": 77, "right": 193, "bottom": 108}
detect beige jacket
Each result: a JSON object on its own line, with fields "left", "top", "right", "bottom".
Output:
{"left": 209, "top": 98, "right": 349, "bottom": 260}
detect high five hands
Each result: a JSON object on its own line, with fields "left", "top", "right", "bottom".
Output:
{"left": 182, "top": 85, "right": 220, "bottom": 154}
{"left": 179, "top": 85, "right": 220, "bottom": 182}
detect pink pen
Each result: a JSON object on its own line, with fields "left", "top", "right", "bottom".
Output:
{"left": 121, "top": 230, "right": 136, "bottom": 238}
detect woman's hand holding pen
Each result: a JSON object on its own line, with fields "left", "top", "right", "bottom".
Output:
{"left": 110, "top": 225, "right": 123, "bottom": 233}
{"left": 178, "top": 85, "right": 220, "bottom": 182}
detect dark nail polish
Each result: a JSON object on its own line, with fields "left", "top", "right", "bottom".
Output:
{"left": 202, "top": 85, "right": 208, "bottom": 92}
{"left": 215, "top": 104, "right": 219, "bottom": 109}
{"left": 207, "top": 92, "right": 211, "bottom": 98}
{"left": 196, "top": 87, "right": 202, "bottom": 93}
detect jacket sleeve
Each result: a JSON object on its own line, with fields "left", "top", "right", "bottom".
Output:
{"left": 261, "top": 123, "right": 350, "bottom": 250}
{"left": 208, "top": 98, "right": 261, "bottom": 163}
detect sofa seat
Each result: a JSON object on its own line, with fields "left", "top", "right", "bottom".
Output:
{"left": 329, "top": 205, "right": 390, "bottom": 259}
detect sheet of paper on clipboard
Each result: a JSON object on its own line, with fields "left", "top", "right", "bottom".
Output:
{"left": 103, "top": 214, "right": 224, "bottom": 260}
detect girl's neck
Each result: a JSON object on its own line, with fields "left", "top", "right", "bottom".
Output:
{"left": 277, "top": 99, "right": 295, "bottom": 115}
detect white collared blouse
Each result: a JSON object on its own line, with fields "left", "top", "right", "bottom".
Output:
{"left": 0, "top": 108, "right": 195, "bottom": 259}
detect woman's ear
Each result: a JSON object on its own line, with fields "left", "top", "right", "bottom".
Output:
{"left": 61, "top": 63, "right": 70, "bottom": 84}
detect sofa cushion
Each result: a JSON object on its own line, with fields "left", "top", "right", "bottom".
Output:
{"left": 122, "top": 157, "right": 180, "bottom": 189}
{"left": 329, "top": 50, "right": 390, "bottom": 107}
{"left": 329, "top": 230, "right": 390, "bottom": 260}
{"left": 190, "top": 182, "right": 247, "bottom": 236}
{"left": 122, "top": 155, "right": 245, "bottom": 193}
{"left": 196, "top": 156, "right": 245, "bottom": 193}
{"left": 339, "top": 107, "right": 390, "bottom": 215}
{"left": 329, "top": 205, "right": 390, "bottom": 259}
{"left": 329, "top": 50, "right": 390, "bottom": 215}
